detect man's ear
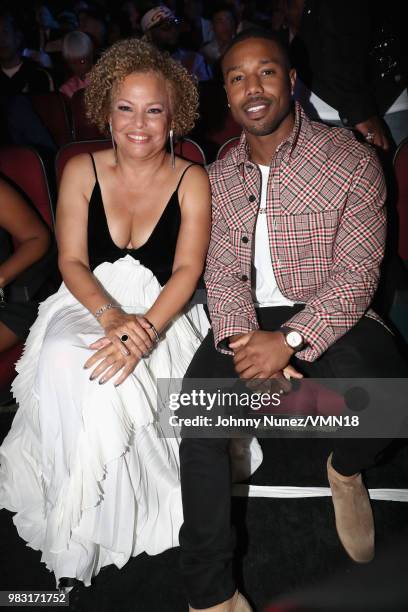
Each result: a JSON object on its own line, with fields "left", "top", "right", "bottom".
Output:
{"left": 289, "top": 68, "right": 297, "bottom": 96}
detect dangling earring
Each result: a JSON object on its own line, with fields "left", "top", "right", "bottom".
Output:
{"left": 169, "top": 128, "right": 175, "bottom": 169}
{"left": 109, "top": 121, "right": 117, "bottom": 163}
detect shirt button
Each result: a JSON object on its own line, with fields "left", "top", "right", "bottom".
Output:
{"left": 249, "top": 194, "right": 256, "bottom": 202}
{"left": 242, "top": 236, "right": 249, "bottom": 243}
{"left": 241, "top": 274, "right": 248, "bottom": 282}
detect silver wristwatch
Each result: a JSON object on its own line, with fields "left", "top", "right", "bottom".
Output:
{"left": 279, "top": 326, "right": 306, "bottom": 352}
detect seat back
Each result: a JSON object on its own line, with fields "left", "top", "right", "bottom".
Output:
{"left": 56, "top": 138, "right": 206, "bottom": 187}
{"left": 216, "top": 137, "right": 240, "bottom": 160}
{"left": 29, "top": 92, "right": 71, "bottom": 147}
{"left": 55, "top": 139, "right": 112, "bottom": 186}
{"left": 0, "top": 146, "right": 54, "bottom": 229}
{"left": 71, "top": 89, "right": 106, "bottom": 141}
{"left": 174, "top": 138, "right": 206, "bottom": 165}
{"left": 393, "top": 137, "right": 408, "bottom": 260}
{"left": 208, "top": 111, "right": 242, "bottom": 148}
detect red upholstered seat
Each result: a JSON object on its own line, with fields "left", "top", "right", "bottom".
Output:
{"left": 55, "top": 139, "right": 111, "bottom": 187}
{"left": 216, "top": 136, "right": 240, "bottom": 160}
{"left": 70, "top": 89, "right": 106, "bottom": 141}
{"left": 393, "top": 137, "right": 408, "bottom": 261}
{"left": 174, "top": 138, "right": 206, "bottom": 165}
{"left": 56, "top": 137, "right": 206, "bottom": 187}
{"left": 208, "top": 111, "right": 242, "bottom": 148}
{"left": 29, "top": 92, "right": 71, "bottom": 147}
{"left": 0, "top": 146, "right": 54, "bottom": 398}
{"left": 0, "top": 146, "right": 54, "bottom": 229}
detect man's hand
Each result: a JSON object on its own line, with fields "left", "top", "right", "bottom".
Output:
{"left": 354, "top": 115, "right": 390, "bottom": 151}
{"left": 230, "top": 330, "right": 295, "bottom": 380}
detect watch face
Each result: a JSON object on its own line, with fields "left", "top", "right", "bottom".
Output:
{"left": 286, "top": 330, "right": 303, "bottom": 349}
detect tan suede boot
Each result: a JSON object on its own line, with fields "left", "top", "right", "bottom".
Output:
{"left": 327, "top": 453, "right": 375, "bottom": 563}
{"left": 189, "top": 590, "right": 252, "bottom": 612}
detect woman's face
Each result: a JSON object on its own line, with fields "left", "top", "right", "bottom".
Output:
{"left": 110, "top": 71, "right": 172, "bottom": 161}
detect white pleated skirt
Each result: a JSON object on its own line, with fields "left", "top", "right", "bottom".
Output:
{"left": 0, "top": 256, "right": 262, "bottom": 586}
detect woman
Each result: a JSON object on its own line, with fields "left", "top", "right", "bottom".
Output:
{"left": 0, "top": 176, "right": 50, "bottom": 355}
{"left": 0, "top": 38, "right": 214, "bottom": 589}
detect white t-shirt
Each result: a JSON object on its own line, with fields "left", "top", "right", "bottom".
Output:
{"left": 251, "top": 165, "right": 295, "bottom": 308}
{"left": 2, "top": 63, "right": 22, "bottom": 78}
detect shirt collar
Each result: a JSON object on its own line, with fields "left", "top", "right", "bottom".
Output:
{"left": 234, "top": 102, "right": 313, "bottom": 168}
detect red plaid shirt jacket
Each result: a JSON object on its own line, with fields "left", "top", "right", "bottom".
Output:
{"left": 204, "top": 103, "right": 386, "bottom": 361}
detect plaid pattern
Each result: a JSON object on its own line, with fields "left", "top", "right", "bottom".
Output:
{"left": 205, "top": 103, "right": 386, "bottom": 361}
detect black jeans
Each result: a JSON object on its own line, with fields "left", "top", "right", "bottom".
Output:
{"left": 179, "top": 307, "right": 408, "bottom": 609}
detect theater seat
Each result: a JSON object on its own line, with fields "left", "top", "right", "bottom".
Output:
{"left": 217, "top": 136, "right": 240, "bottom": 160}
{"left": 174, "top": 138, "right": 206, "bottom": 165}
{"left": 56, "top": 138, "right": 206, "bottom": 187}
{"left": 29, "top": 92, "right": 71, "bottom": 147}
{"left": 55, "top": 139, "right": 111, "bottom": 187}
{"left": 0, "top": 146, "right": 55, "bottom": 400}
{"left": 71, "top": 89, "right": 106, "bottom": 141}
{"left": 0, "top": 146, "right": 54, "bottom": 229}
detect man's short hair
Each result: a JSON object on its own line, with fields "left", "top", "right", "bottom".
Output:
{"left": 221, "top": 27, "right": 291, "bottom": 74}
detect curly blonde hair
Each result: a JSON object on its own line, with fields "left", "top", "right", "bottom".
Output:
{"left": 85, "top": 38, "right": 199, "bottom": 137}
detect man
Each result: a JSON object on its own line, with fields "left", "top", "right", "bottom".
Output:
{"left": 0, "top": 11, "right": 54, "bottom": 94}
{"left": 141, "top": 5, "right": 212, "bottom": 82}
{"left": 59, "top": 30, "right": 93, "bottom": 99}
{"left": 179, "top": 29, "right": 408, "bottom": 612}
{"left": 290, "top": 0, "right": 408, "bottom": 149}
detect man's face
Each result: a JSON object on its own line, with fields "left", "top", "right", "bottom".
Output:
{"left": 149, "top": 19, "right": 179, "bottom": 51}
{"left": 213, "top": 10, "right": 235, "bottom": 43}
{"left": 223, "top": 37, "right": 296, "bottom": 137}
{"left": 0, "top": 17, "right": 20, "bottom": 63}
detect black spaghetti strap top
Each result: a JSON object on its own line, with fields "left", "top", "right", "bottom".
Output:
{"left": 87, "top": 155, "right": 195, "bottom": 285}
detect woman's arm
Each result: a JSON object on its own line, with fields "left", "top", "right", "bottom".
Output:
{"left": 56, "top": 154, "right": 114, "bottom": 315}
{"left": 0, "top": 178, "right": 50, "bottom": 288}
{"left": 144, "top": 164, "right": 211, "bottom": 332}
{"left": 57, "top": 155, "right": 152, "bottom": 359}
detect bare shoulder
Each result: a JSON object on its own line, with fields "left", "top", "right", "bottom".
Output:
{"left": 61, "top": 152, "right": 95, "bottom": 187}
{"left": 178, "top": 161, "right": 210, "bottom": 194}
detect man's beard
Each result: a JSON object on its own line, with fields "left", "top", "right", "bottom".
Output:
{"left": 244, "top": 102, "right": 293, "bottom": 137}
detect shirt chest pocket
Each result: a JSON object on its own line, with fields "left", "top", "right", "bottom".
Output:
{"left": 279, "top": 177, "right": 348, "bottom": 215}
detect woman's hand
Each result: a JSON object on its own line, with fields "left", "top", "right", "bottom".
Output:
{"left": 84, "top": 342, "right": 140, "bottom": 386}
{"left": 99, "top": 308, "right": 154, "bottom": 357}
{"left": 84, "top": 310, "right": 155, "bottom": 385}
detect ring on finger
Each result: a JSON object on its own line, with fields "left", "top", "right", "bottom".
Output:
{"left": 120, "top": 334, "right": 129, "bottom": 343}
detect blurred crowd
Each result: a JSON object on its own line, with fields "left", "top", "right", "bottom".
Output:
{"left": 0, "top": 0, "right": 290, "bottom": 96}
{"left": 1, "top": 1, "right": 406, "bottom": 157}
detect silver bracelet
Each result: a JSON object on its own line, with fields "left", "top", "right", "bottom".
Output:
{"left": 144, "top": 317, "right": 160, "bottom": 343}
{"left": 0, "top": 287, "right": 5, "bottom": 307}
{"left": 94, "top": 303, "right": 120, "bottom": 320}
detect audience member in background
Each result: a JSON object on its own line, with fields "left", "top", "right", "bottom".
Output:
{"left": 35, "top": 3, "right": 60, "bottom": 52}
{"left": 201, "top": 4, "right": 236, "bottom": 66}
{"left": 0, "top": 177, "right": 50, "bottom": 355}
{"left": 108, "top": 1, "right": 142, "bottom": 45}
{"left": 180, "top": 0, "right": 214, "bottom": 51}
{"left": 78, "top": 4, "right": 107, "bottom": 56}
{"left": 142, "top": 5, "right": 211, "bottom": 82}
{"left": 226, "top": 0, "right": 257, "bottom": 33}
{"left": 60, "top": 31, "right": 93, "bottom": 99}
{"left": 290, "top": 0, "right": 407, "bottom": 149}
{"left": 0, "top": 11, "right": 54, "bottom": 94}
